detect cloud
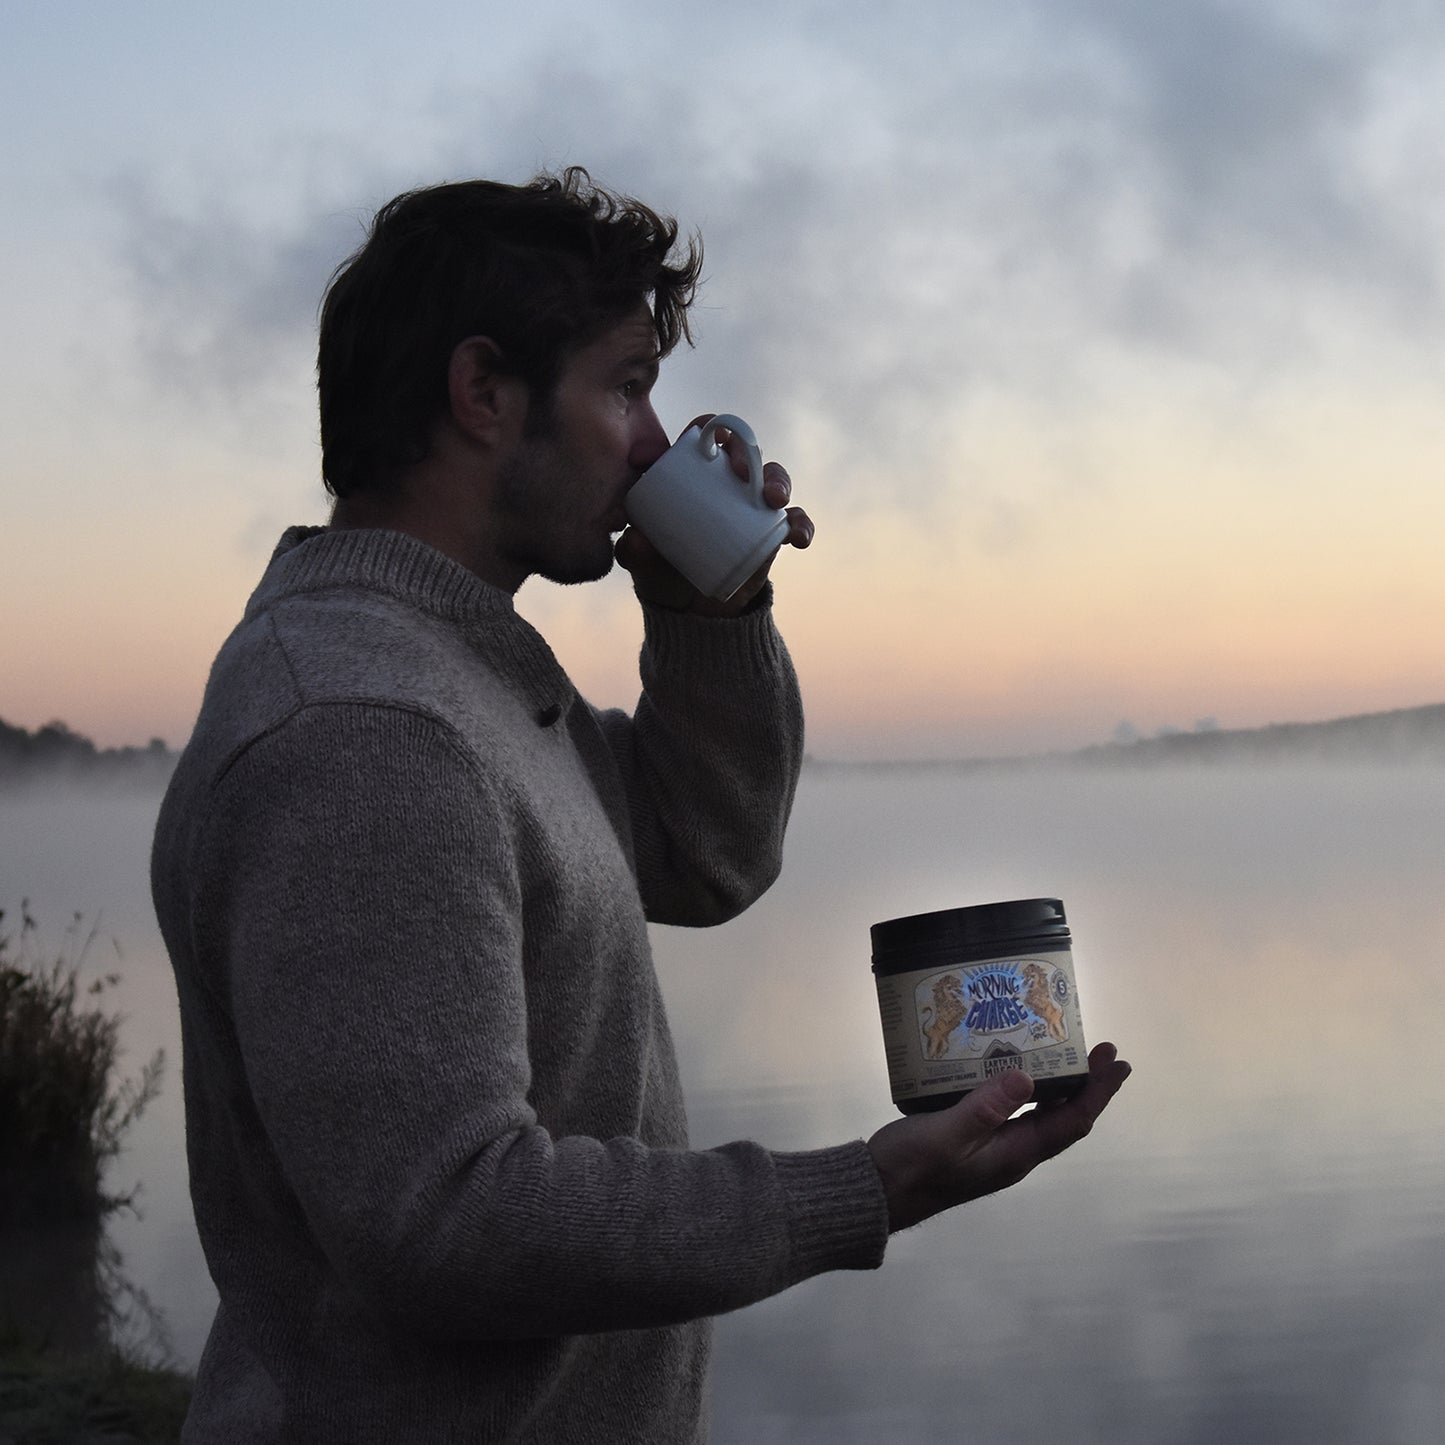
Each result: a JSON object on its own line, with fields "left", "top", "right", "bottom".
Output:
{"left": 104, "top": 1, "right": 1445, "bottom": 507}
{"left": 108, "top": 169, "right": 364, "bottom": 413}
{"left": 1064, "top": 0, "right": 1445, "bottom": 353}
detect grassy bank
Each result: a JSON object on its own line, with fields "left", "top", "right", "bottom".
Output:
{"left": 0, "top": 903, "right": 164, "bottom": 1227}
{"left": 0, "top": 1331, "right": 191, "bottom": 1445}
{"left": 1, "top": 905, "right": 189, "bottom": 1441}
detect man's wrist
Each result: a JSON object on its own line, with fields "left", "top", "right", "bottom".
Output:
{"left": 636, "top": 580, "right": 774, "bottom": 618}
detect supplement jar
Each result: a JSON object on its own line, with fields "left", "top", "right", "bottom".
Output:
{"left": 872, "top": 897, "right": 1089, "bottom": 1114}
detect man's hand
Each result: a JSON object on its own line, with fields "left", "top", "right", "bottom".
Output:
{"left": 616, "top": 414, "right": 814, "bottom": 616}
{"left": 867, "top": 1042, "right": 1132, "bottom": 1233}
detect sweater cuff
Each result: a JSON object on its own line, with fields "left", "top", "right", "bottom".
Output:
{"left": 772, "top": 1141, "right": 890, "bottom": 1281}
{"left": 640, "top": 587, "right": 788, "bottom": 682}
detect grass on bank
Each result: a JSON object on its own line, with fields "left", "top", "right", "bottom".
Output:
{"left": 1, "top": 903, "right": 192, "bottom": 1441}
{"left": 0, "top": 1327, "right": 191, "bottom": 1445}
{"left": 0, "top": 902, "right": 164, "bottom": 1225}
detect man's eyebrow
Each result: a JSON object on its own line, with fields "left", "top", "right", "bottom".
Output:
{"left": 622, "top": 352, "right": 661, "bottom": 379}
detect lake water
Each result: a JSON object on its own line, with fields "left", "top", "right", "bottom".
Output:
{"left": 3, "top": 762, "right": 1443, "bottom": 1443}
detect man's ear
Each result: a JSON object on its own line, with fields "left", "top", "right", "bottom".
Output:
{"left": 448, "top": 336, "right": 528, "bottom": 445}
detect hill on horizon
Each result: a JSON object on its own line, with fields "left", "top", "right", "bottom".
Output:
{"left": 811, "top": 700, "right": 1445, "bottom": 771}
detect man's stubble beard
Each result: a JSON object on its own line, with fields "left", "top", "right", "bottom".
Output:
{"left": 492, "top": 435, "right": 618, "bottom": 588}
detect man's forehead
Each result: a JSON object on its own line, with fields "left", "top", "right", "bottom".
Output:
{"left": 554, "top": 307, "right": 661, "bottom": 390}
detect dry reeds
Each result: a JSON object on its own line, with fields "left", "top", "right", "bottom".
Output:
{"left": 0, "top": 903, "right": 164, "bottom": 1225}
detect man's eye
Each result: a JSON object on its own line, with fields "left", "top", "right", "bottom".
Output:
{"left": 620, "top": 379, "right": 638, "bottom": 398}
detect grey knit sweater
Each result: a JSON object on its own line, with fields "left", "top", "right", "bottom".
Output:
{"left": 150, "top": 526, "right": 889, "bottom": 1443}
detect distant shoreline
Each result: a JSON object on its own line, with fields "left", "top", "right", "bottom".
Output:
{"left": 6, "top": 700, "right": 1445, "bottom": 791}
{"left": 0, "top": 719, "right": 178, "bottom": 792}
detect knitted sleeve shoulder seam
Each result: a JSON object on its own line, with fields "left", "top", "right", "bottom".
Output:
{"left": 209, "top": 697, "right": 491, "bottom": 798}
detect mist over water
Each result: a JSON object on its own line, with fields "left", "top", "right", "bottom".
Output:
{"left": 4, "top": 762, "right": 1443, "bottom": 1442}
{"left": 669, "top": 764, "right": 1445, "bottom": 1443}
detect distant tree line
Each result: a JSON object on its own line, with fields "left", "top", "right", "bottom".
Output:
{"left": 0, "top": 718, "right": 177, "bottom": 790}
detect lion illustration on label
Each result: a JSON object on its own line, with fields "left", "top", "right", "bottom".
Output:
{"left": 919, "top": 972, "right": 970, "bottom": 1059}
{"left": 915, "top": 960, "right": 1070, "bottom": 1060}
{"left": 1020, "top": 961, "right": 1069, "bottom": 1042}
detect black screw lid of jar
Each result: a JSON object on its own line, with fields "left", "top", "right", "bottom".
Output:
{"left": 870, "top": 897, "right": 1067, "bottom": 965}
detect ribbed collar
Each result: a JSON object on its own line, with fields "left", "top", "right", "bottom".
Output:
{"left": 249, "top": 525, "right": 517, "bottom": 626}
{"left": 250, "top": 525, "right": 577, "bottom": 717}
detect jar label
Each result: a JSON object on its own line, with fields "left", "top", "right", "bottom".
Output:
{"left": 875, "top": 950, "right": 1087, "bottom": 1103}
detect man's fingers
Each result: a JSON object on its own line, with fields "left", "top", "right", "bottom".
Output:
{"left": 870, "top": 1043, "right": 1132, "bottom": 1233}
{"left": 762, "top": 462, "right": 792, "bottom": 507}
{"left": 718, "top": 427, "right": 752, "bottom": 483}
{"left": 677, "top": 413, "right": 748, "bottom": 483}
{"left": 613, "top": 525, "right": 656, "bottom": 572}
{"left": 676, "top": 415, "right": 798, "bottom": 516}
{"left": 614, "top": 527, "right": 696, "bottom": 610}
{"left": 1012, "top": 1043, "right": 1131, "bottom": 1160}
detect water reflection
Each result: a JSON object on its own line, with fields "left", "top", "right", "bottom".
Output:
{"left": 693, "top": 1085, "right": 1445, "bottom": 1443}
{"left": 3, "top": 765, "right": 1444, "bottom": 1442}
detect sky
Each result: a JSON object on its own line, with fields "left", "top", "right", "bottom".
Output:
{"left": 4, "top": 0, "right": 1445, "bottom": 761}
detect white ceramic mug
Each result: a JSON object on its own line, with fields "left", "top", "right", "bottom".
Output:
{"left": 624, "top": 414, "right": 790, "bottom": 601}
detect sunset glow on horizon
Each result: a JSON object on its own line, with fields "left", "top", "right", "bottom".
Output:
{"left": 6, "top": 2, "right": 1445, "bottom": 761}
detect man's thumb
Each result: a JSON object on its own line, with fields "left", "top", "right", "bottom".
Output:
{"left": 952, "top": 1067, "right": 1034, "bottom": 1135}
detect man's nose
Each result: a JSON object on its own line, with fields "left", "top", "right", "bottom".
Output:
{"left": 628, "top": 402, "right": 671, "bottom": 473}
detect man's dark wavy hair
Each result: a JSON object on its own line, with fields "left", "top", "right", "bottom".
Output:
{"left": 317, "top": 168, "right": 702, "bottom": 497}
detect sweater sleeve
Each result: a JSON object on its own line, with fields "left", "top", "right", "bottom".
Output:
{"left": 592, "top": 592, "right": 806, "bottom": 927}
{"left": 198, "top": 702, "right": 886, "bottom": 1343}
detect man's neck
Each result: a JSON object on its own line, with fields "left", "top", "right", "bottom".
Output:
{"left": 328, "top": 473, "right": 527, "bottom": 595}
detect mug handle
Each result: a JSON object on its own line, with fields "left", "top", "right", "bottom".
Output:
{"left": 699, "top": 414, "right": 765, "bottom": 499}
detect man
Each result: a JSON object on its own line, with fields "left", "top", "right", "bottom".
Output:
{"left": 151, "top": 168, "right": 1129, "bottom": 1443}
